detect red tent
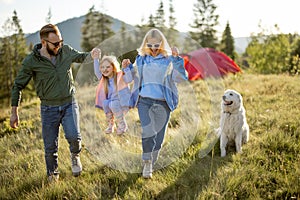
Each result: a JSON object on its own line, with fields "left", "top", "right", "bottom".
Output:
{"left": 181, "top": 48, "right": 241, "bottom": 80}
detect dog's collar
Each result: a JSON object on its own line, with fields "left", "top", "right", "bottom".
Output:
{"left": 223, "top": 109, "right": 240, "bottom": 115}
{"left": 223, "top": 111, "right": 232, "bottom": 115}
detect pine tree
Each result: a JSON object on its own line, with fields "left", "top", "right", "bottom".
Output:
{"left": 154, "top": 1, "right": 166, "bottom": 29}
{"left": 45, "top": 8, "right": 52, "bottom": 24}
{"left": 168, "top": 0, "right": 176, "bottom": 30}
{"left": 147, "top": 14, "right": 156, "bottom": 28}
{"left": 11, "top": 11, "right": 27, "bottom": 76}
{"left": 79, "top": 6, "right": 115, "bottom": 85}
{"left": 81, "top": 6, "right": 114, "bottom": 52}
{"left": 189, "top": 0, "right": 219, "bottom": 48}
{"left": 97, "top": 12, "right": 114, "bottom": 46}
{"left": 145, "top": 0, "right": 179, "bottom": 48}
{"left": 0, "top": 28, "right": 13, "bottom": 104}
{"left": 0, "top": 10, "right": 29, "bottom": 106}
{"left": 166, "top": 0, "right": 179, "bottom": 47}
{"left": 220, "top": 21, "right": 235, "bottom": 60}
{"left": 81, "top": 6, "right": 95, "bottom": 51}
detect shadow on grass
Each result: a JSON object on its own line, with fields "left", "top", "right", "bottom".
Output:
{"left": 155, "top": 144, "right": 233, "bottom": 199}
{"left": 86, "top": 160, "right": 141, "bottom": 199}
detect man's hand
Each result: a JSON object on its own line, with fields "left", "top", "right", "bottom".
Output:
{"left": 10, "top": 106, "right": 19, "bottom": 128}
{"left": 91, "top": 48, "right": 101, "bottom": 59}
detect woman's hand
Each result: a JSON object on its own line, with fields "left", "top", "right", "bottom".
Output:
{"left": 171, "top": 46, "right": 179, "bottom": 57}
{"left": 122, "top": 59, "right": 131, "bottom": 68}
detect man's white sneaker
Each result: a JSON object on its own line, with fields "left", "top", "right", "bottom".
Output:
{"left": 142, "top": 160, "right": 152, "bottom": 179}
{"left": 71, "top": 153, "right": 82, "bottom": 177}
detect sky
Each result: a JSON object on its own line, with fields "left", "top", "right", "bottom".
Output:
{"left": 0, "top": 0, "right": 300, "bottom": 38}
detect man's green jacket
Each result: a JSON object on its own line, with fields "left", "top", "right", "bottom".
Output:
{"left": 11, "top": 43, "right": 89, "bottom": 106}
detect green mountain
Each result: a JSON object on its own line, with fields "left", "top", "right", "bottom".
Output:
{"left": 25, "top": 15, "right": 135, "bottom": 51}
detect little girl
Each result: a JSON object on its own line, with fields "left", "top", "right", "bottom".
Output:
{"left": 92, "top": 49, "right": 132, "bottom": 135}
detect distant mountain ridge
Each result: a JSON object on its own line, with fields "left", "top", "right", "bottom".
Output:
{"left": 25, "top": 15, "right": 135, "bottom": 51}
{"left": 234, "top": 37, "right": 252, "bottom": 54}
{"left": 25, "top": 15, "right": 250, "bottom": 54}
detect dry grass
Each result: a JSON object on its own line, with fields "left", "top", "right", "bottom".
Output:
{"left": 0, "top": 73, "right": 299, "bottom": 199}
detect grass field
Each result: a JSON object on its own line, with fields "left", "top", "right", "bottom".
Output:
{"left": 0, "top": 73, "right": 299, "bottom": 199}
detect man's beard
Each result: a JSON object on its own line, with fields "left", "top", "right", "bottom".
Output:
{"left": 46, "top": 44, "right": 57, "bottom": 56}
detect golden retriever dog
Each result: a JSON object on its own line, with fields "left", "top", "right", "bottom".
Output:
{"left": 219, "top": 89, "right": 249, "bottom": 157}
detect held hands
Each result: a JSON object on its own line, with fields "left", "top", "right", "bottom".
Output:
{"left": 91, "top": 48, "right": 101, "bottom": 59}
{"left": 122, "top": 59, "right": 131, "bottom": 68}
{"left": 171, "top": 46, "right": 179, "bottom": 57}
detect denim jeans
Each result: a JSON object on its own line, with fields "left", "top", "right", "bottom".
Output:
{"left": 137, "top": 97, "right": 171, "bottom": 161}
{"left": 41, "top": 101, "right": 82, "bottom": 176}
{"left": 103, "top": 99, "right": 128, "bottom": 116}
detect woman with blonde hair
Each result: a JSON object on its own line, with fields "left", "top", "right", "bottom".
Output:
{"left": 122, "top": 28, "right": 187, "bottom": 178}
{"left": 92, "top": 50, "right": 133, "bottom": 135}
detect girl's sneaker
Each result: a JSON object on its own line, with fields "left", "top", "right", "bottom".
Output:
{"left": 105, "top": 124, "right": 115, "bottom": 134}
{"left": 116, "top": 117, "right": 128, "bottom": 135}
{"left": 105, "top": 113, "right": 115, "bottom": 134}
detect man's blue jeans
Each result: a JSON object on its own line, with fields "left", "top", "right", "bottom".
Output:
{"left": 41, "top": 101, "right": 82, "bottom": 176}
{"left": 137, "top": 97, "right": 171, "bottom": 161}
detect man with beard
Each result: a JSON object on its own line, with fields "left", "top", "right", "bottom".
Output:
{"left": 10, "top": 24, "right": 99, "bottom": 182}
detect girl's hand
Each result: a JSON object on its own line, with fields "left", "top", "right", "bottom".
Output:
{"left": 91, "top": 48, "right": 101, "bottom": 59}
{"left": 171, "top": 46, "right": 179, "bottom": 57}
{"left": 122, "top": 59, "right": 131, "bottom": 68}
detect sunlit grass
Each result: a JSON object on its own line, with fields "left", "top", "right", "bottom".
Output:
{"left": 0, "top": 73, "right": 299, "bottom": 199}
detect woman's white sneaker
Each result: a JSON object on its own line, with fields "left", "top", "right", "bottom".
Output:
{"left": 142, "top": 160, "right": 152, "bottom": 179}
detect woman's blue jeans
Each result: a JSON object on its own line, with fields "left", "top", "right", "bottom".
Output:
{"left": 137, "top": 97, "right": 171, "bottom": 161}
{"left": 41, "top": 101, "right": 82, "bottom": 176}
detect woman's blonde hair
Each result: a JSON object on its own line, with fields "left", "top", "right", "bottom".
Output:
{"left": 100, "top": 55, "right": 120, "bottom": 95}
{"left": 137, "top": 28, "right": 171, "bottom": 57}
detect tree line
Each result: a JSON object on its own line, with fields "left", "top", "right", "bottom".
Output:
{"left": 0, "top": 0, "right": 299, "bottom": 108}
